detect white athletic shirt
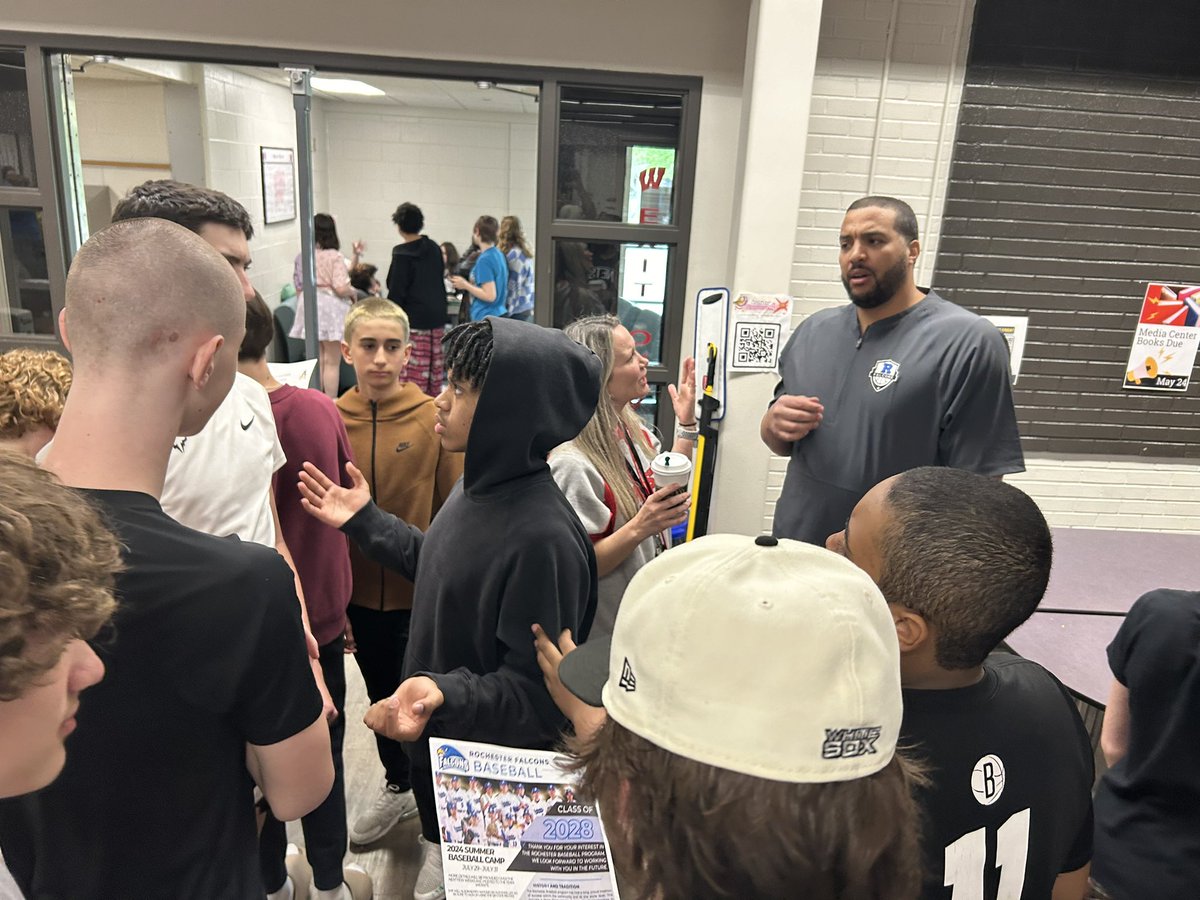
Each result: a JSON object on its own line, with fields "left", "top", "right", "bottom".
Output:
{"left": 160, "top": 373, "right": 286, "bottom": 547}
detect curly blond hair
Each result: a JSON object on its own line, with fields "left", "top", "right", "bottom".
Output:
{"left": 0, "top": 349, "right": 73, "bottom": 439}
{"left": 0, "top": 450, "right": 120, "bottom": 700}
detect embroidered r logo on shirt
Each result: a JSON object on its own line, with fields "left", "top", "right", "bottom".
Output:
{"left": 868, "top": 359, "right": 901, "bottom": 393}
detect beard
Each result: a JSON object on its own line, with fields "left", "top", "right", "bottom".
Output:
{"left": 842, "top": 255, "right": 909, "bottom": 309}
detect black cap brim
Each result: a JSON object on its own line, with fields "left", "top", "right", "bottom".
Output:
{"left": 556, "top": 636, "right": 612, "bottom": 708}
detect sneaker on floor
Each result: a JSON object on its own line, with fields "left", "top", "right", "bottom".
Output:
{"left": 309, "top": 864, "right": 373, "bottom": 900}
{"left": 349, "top": 780, "right": 418, "bottom": 846}
{"left": 413, "top": 835, "right": 445, "bottom": 900}
{"left": 284, "top": 843, "right": 313, "bottom": 899}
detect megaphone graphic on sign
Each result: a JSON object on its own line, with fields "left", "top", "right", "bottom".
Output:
{"left": 1126, "top": 356, "right": 1158, "bottom": 383}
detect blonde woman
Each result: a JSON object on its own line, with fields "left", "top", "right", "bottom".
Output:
{"left": 498, "top": 215, "right": 535, "bottom": 321}
{"left": 549, "top": 315, "right": 696, "bottom": 637}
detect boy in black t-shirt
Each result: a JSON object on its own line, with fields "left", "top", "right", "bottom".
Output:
{"left": 0, "top": 219, "right": 332, "bottom": 899}
{"left": 827, "top": 467, "right": 1094, "bottom": 900}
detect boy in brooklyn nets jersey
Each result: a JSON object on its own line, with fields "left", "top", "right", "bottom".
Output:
{"left": 827, "top": 467, "right": 1094, "bottom": 900}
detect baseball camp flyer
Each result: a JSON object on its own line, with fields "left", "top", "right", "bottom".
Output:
{"left": 428, "top": 738, "right": 621, "bottom": 900}
{"left": 1123, "top": 283, "right": 1200, "bottom": 393}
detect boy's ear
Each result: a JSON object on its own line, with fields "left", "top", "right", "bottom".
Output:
{"left": 340, "top": 340, "right": 352, "bottom": 365}
{"left": 58, "top": 308, "right": 73, "bottom": 352}
{"left": 890, "top": 603, "right": 930, "bottom": 655}
{"left": 189, "top": 334, "right": 224, "bottom": 389}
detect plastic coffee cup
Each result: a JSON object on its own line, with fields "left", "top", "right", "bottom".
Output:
{"left": 650, "top": 452, "right": 693, "bottom": 492}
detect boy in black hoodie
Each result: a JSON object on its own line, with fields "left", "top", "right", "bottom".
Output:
{"left": 299, "top": 317, "right": 601, "bottom": 900}
{"left": 386, "top": 202, "right": 451, "bottom": 396}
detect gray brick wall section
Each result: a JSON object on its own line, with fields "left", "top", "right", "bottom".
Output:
{"left": 932, "top": 66, "right": 1200, "bottom": 458}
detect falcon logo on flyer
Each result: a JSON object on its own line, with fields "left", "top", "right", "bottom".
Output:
{"left": 868, "top": 359, "right": 900, "bottom": 392}
{"left": 436, "top": 744, "right": 470, "bottom": 773}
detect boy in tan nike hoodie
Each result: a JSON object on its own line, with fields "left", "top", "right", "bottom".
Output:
{"left": 336, "top": 298, "right": 463, "bottom": 845}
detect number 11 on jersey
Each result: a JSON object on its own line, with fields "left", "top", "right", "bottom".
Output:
{"left": 943, "top": 808, "right": 1030, "bottom": 899}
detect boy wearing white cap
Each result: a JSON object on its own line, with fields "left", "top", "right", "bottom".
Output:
{"left": 553, "top": 533, "right": 922, "bottom": 900}
{"left": 826, "top": 467, "right": 1093, "bottom": 900}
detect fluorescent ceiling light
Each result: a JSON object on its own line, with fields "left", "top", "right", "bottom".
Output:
{"left": 310, "top": 77, "right": 385, "bottom": 96}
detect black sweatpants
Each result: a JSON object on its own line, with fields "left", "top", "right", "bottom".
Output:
{"left": 345, "top": 605, "right": 413, "bottom": 791}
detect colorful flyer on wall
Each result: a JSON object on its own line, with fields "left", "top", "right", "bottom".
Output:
{"left": 429, "top": 738, "right": 621, "bottom": 900}
{"left": 728, "top": 293, "right": 794, "bottom": 372}
{"left": 1122, "top": 283, "right": 1200, "bottom": 392}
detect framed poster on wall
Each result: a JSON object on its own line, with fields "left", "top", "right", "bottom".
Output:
{"left": 260, "top": 147, "right": 296, "bottom": 224}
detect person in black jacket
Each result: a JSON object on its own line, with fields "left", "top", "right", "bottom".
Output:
{"left": 386, "top": 202, "right": 449, "bottom": 396}
{"left": 298, "top": 317, "right": 601, "bottom": 900}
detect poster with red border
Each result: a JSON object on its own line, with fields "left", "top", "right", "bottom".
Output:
{"left": 1122, "top": 283, "right": 1200, "bottom": 392}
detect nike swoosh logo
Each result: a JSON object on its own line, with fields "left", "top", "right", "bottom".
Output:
{"left": 240, "top": 418, "right": 254, "bottom": 431}
{"left": 396, "top": 442, "right": 412, "bottom": 452}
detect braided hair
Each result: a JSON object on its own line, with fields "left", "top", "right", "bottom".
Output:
{"left": 442, "top": 320, "right": 494, "bottom": 389}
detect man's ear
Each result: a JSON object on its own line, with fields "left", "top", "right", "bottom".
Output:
{"left": 907, "top": 238, "right": 921, "bottom": 267}
{"left": 340, "top": 340, "right": 353, "bottom": 365}
{"left": 891, "top": 603, "right": 930, "bottom": 655}
{"left": 189, "top": 334, "right": 224, "bottom": 389}
{"left": 58, "top": 308, "right": 72, "bottom": 351}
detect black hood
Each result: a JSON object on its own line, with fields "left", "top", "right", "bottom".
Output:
{"left": 464, "top": 317, "right": 601, "bottom": 496}
{"left": 392, "top": 235, "right": 442, "bottom": 261}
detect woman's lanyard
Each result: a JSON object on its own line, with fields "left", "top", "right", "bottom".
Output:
{"left": 621, "top": 426, "right": 666, "bottom": 554}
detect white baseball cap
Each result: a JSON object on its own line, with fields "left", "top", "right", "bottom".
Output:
{"left": 558, "top": 533, "right": 902, "bottom": 783}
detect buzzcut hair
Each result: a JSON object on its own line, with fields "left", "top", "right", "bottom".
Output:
{"left": 392, "top": 202, "right": 424, "bottom": 234}
{"left": 442, "top": 320, "right": 493, "bottom": 389}
{"left": 239, "top": 292, "right": 275, "bottom": 362}
{"left": 878, "top": 467, "right": 1052, "bottom": 669}
{"left": 112, "top": 179, "right": 254, "bottom": 239}
{"left": 65, "top": 218, "right": 245, "bottom": 367}
{"left": 343, "top": 297, "right": 410, "bottom": 344}
{"left": 0, "top": 451, "right": 120, "bottom": 700}
{"left": 474, "top": 215, "right": 499, "bottom": 245}
{"left": 847, "top": 196, "right": 919, "bottom": 244}
{"left": 0, "top": 349, "right": 72, "bottom": 438}
{"left": 572, "top": 718, "right": 923, "bottom": 900}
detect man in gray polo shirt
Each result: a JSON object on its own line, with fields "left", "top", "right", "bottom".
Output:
{"left": 761, "top": 196, "right": 1023, "bottom": 545}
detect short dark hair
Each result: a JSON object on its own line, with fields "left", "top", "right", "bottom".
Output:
{"left": 442, "top": 320, "right": 493, "bottom": 390}
{"left": 572, "top": 718, "right": 923, "bottom": 900}
{"left": 112, "top": 179, "right": 254, "bottom": 239}
{"left": 349, "top": 263, "right": 377, "bottom": 294}
{"left": 847, "top": 196, "right": 918, "bottom": 244}
{"left": 879, "top": 467, "right": 1052, "bottom": 669}
{"left": 313, "top": 213, "right": 339, "bottom": 251}
{"left": 474, "top": 215, "right": 499, "bottom": 245}
{"left": 392, "top": 202, "right": 424, "bottom": 233}
{"left": 239, "top": 291, "right": 274, "bottom": 362}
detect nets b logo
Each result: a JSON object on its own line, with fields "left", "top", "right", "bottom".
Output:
{"left": 971, "top": 754, "right": 1006, "bottom": 805}
{"left": 868, "top": 359, "right": 900, "bottom": 392}
{"left": 618, "top": 657, "right": 637, "bottom": 692}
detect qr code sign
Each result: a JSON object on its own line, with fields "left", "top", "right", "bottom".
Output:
{"left": 732, "top": 322, "right": 781, "bottom": 368}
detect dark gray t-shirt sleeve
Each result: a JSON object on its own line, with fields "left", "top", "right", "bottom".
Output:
{"left": 938, "top": 318, "right": 1025, "bottom": 475}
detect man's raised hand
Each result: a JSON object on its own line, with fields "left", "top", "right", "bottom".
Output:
{"left": 298, "top": 460, "right": 371, "bottom": 529}
{"left": 767, "top": 394, "right": 825, "bottom": 443}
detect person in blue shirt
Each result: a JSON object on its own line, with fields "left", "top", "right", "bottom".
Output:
{"left": 451, "top": 215, "right": 508, "bottom": 320}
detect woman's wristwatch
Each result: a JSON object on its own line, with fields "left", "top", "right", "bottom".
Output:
{"left": 675, "top": 421, "right": 699, "bottom": 441}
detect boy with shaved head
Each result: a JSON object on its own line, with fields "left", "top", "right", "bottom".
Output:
{"left": 0, "top": 219, "right": 333, "bottom": 899}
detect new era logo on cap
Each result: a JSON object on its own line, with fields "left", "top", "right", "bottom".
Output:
{"left": 618, "top": 657, "right": 637, "bottom": 692}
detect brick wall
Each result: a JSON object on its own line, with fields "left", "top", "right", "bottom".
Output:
{"left": 202, "top": 65, "right": 302, "bottom": 304}
{"left": 935, "top": 66, "right": 1200, "bottom": 459}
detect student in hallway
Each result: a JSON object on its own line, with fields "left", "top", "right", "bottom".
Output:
{"left": 0, "top": 219, "right": 331, "bottom": 899}
{"left": 450, "top": 216, "right": 507, "bottom": 321}
{"left": 334, "top": 298, "right": 463, "bottom": 849}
